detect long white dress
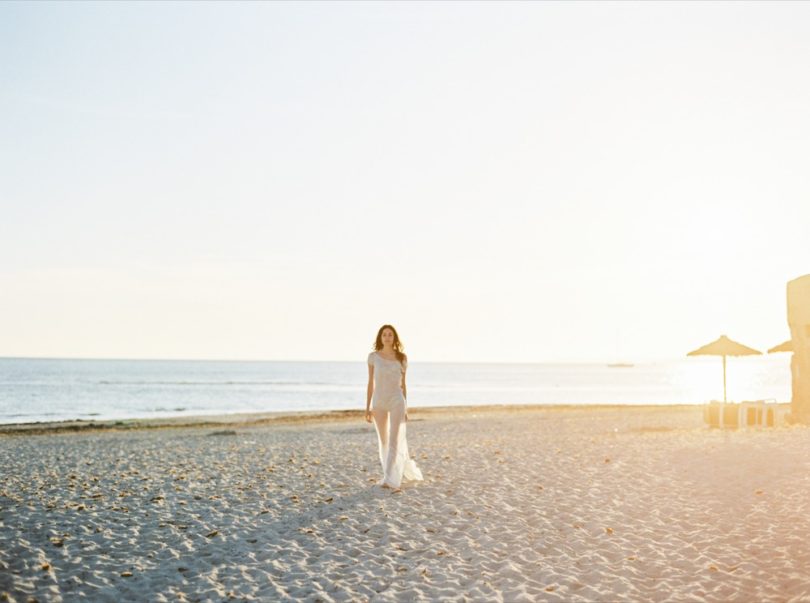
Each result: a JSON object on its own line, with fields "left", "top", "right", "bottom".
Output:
{"left": 368, "top": 352, "right": 423, "bottom": 489}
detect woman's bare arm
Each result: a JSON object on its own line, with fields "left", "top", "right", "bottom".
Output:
{"left": 366, "top": 364, "right": 374, "bottom": 420}
{"left": 401, "top": 355, "right": 408, "bottom": 419}
{"left": 401, "top": 370, "right": 407, "bottom": 401}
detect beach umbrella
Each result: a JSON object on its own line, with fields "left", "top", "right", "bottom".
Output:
{"left": 687, "top": 335, "right": 762, "bottom": 403}
{"left": 768, "top": 340, "right": 793, "bottom": 354}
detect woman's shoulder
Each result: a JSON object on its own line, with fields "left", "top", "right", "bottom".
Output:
{"left": 367, "top": 351, "right": 377, "bottom": 364}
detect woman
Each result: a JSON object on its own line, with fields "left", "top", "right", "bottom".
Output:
{"left": 365, "top": 324, "right": 423, "bottom": 490}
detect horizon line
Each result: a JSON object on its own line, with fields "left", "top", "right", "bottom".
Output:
{"left": 0, "top": 354, "right": 748, "bottom": 365}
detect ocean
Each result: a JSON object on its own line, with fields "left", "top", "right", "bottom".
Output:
{"left": 0, "top": 355, "right": 793, "bottom": 425}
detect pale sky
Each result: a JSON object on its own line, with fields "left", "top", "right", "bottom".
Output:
{"left": 1, "top": 1, "right": 809, "bottom": 363}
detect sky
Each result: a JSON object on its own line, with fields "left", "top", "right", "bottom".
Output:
{"left": 1, "top": 1, "right": 809, "bottom": 363}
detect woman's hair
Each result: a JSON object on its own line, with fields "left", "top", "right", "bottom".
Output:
{"left": 373, "top": 324, "right": 406, "bottom": 365}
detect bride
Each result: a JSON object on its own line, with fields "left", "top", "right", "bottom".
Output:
{"left": 365, "top": 324, "right": 423, "bottom": 491}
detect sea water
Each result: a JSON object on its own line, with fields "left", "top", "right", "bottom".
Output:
{"left": 0, "top": 355, "right": 792, "bottom": 424}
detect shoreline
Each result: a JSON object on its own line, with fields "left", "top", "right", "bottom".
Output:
{"left": 0, "top": 403, "right": 712, "bottom": 436}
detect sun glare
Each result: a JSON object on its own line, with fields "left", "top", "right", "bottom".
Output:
{"left": 678, "top": 355, "right": 791, "bottom": 403}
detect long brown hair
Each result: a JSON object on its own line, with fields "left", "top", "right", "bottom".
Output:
{"left": 373, "top": 324, "right": 406, "bottom": 365}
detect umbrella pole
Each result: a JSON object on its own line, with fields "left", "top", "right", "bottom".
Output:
{"left": 723, "top": 355, "right": 727, "bottom": 403}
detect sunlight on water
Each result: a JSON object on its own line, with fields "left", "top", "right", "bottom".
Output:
{"left": 676, "top": 355, "right": 791, "bottom": 403}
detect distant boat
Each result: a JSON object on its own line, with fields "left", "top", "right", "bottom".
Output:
{"left": 607, "top": 362, "right": 634, "bottom": 368}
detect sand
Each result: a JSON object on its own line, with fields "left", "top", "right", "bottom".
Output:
{"left": 2, "top": 405, "right": 810, "bottom": 602}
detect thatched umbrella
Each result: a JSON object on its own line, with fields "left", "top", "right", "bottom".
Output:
{"left": 687, "top": 335, "right": 762, "bottom": 402}
{"left": 768, "top": 340, "right": 793, "bottom": 354}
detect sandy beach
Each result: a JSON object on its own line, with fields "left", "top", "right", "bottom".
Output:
{"left": 3, "top": 405, "right": 810, "bottom": 602}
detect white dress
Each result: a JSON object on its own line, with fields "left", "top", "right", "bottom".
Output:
{"left": 368, "top": 352, "right": 423, "bottom": 488}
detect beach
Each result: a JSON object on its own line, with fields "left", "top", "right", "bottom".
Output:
{"left": 3, "top": 405, "right": 810, "bottom": 602}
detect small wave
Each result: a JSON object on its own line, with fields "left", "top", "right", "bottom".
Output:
{"left": 1, "top": 412, "right": 61, "bottom": 418}
{"left": 97, "top": 380, "right": 346, "bottom": 387}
